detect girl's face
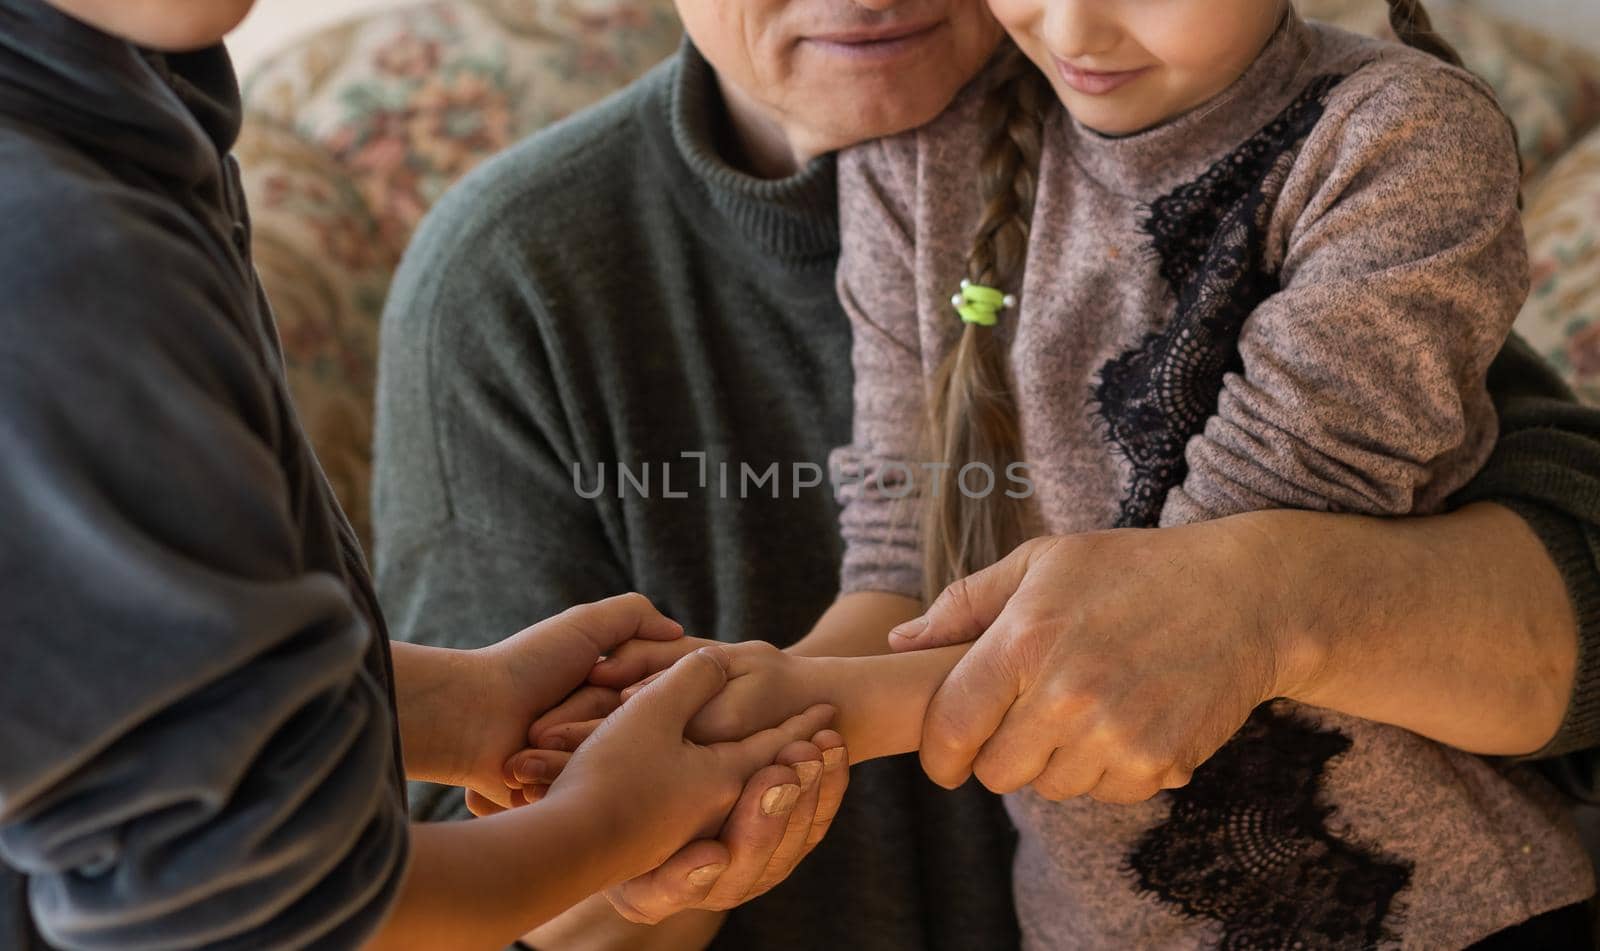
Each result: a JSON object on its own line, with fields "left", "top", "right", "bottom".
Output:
{"left": 987, "top": 0, "right": 1290, "bottom": 135}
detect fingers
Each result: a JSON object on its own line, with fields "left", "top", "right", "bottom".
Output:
{"left": 464, "top": 787, "right": 510, "bottom": 817}
{"left": 503, "top": 748, "right": 574, "bottom": 804}
{"left": 534, "top": 718, "right": 602, "bottom": 753}
{"left": 918, "top": 631, "right": 1023, "bottom": 789}
{"left": 697, "top": 761, "right": 807, "bottom": 910}
{"left": 805, "top": 731, "right": 849, "bottom": 851}
{"left": 528, "top": 685, "right": 621, "bottom": 742}
{"left": 888, "top": 538, "right": 1052, "bottom": 651}
{"left": 559, "top": 592, "right": 685, "bottom": 658}
{"left": 744, "top": 741, "right": 829, "bottom": 900}
{"left": 1030, "top": 747, "right": 1106, "bottom": 803}
{"left": 970, "top": 688, "right": 1066, "bottom": 794}
{"left": 1029, "top": 746, "right": 1194, "bottom": 805}
{"left": 622, "top": 645, "right": 732, "bottom": 728}
{"left": 714, "top": 703, "right": 836, "bottom": 776}
{"left": 589, "top": 637, "right": 705, "bottom": 689}
{"left": 619, "top": 668, "right": 668, "bottom": 703}
{"left": 605, "top": 839, "right": 733, "bottom": 925}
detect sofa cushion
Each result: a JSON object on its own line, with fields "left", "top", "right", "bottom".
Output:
{"left": 1298, "top": 0, "right": 1600, "bottom": 183}
{"left": 1517, "top": 126, "right": 1600, "bottom": 404}
{"left": 243, "top": 0, "right": 682, "bottom": 245}
{"left": 238, "top": 0, "right": 682, "bottom": 544}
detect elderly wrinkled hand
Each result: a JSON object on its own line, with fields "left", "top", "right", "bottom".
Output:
{"left": 888, "top": 523, "right": 1310, "bottom": 804}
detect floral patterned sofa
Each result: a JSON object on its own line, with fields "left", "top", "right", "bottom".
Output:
{"left": 235, "top": 0, "right": 1600, "bottom": 547}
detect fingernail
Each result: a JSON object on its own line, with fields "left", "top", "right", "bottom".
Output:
{"left": 687, "top": 864, "right": 727, "bottom": 887}
{"left": 761, "top": 783, "right": 801, "bottom": 816}
{"left": 540, "top": 735, "right": 570, "bottom": 752}
{"left": 823, "top": 747, "right": 846, "bottom": 768}
{"left": 892, "top": 617, "right": 929, "bottom": 640}
{"left": 795, "top": 761, "right": 823, "bottom": 789}
{"left": 513, "top": 758, "right": 546, "bottom": 785}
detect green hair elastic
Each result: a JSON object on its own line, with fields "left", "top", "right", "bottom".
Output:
{"left": 950, "top": 279, "right": 1018, "bottom": 327}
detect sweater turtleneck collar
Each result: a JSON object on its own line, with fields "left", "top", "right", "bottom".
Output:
{"left": 664, "top": 41, "right": 841, "bottom": 264}
{"left": 1058, "top": 7, "right": 1321, "bottom": 198}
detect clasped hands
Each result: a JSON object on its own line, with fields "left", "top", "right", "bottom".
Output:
{"left": 430, "top": 594, "right": 849, "bottom": 926}
{"left": 512, "top": 519, "right": 1316, "bottom": 828}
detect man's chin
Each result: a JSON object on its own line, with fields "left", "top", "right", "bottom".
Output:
{"left": 800, "top": 94, "right": 958, "bottom": 153}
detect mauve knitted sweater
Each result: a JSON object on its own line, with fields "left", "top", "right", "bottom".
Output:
{"left": 834, "top": 11, "right": 1594, "bottom": 949}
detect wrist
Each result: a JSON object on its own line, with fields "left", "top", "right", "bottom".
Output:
{"left": 532, "top": 781, "right": 640, "bottom": 888}
{"left": 393, "top": 642, "right": 488, "bottom": 786}
{"left": 804, "top": 648, "right": 964, "bottom": 763}
{"left": 1214, "top": 511, "right": 1328, "bottom": 703}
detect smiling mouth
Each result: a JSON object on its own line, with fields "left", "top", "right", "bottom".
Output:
{"left": 803, "top": 21, "right": 945, "bottom": 60}
{"left": 1054, "top": 60, "right": 1152, "bottom": 96}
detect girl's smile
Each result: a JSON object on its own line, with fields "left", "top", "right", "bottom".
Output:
{"left": 1053, "top": 59, "right": 1154, "bottom": 96}
{"left": 990, "top": 0, "right": 1290, "bottom": 136}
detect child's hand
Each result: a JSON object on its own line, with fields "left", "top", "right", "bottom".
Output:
{"left": 505, "top": 639, "right": 821, "bottom": 803}
{"left": 607, "top": 641, "right": 822, "bottom": 747}
{"left": 513, "top": 635, "right": 720, "bottom": 752}
{"left": 537, "top": 646, "right": 837, "bottom": 885}
{"left": 588, "top": 634, "right": 724, "bottom": 690}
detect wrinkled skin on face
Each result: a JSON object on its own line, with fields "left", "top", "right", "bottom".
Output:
{"left": 675, "top": 0, "right": 1007, "bottom": 171}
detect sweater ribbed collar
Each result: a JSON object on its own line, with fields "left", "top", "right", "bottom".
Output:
{"left": 1059, "top": 7, "right": 1320, "bottom": 198}
{"left": 665, "top": 41, "right": 840, "bottom": 264}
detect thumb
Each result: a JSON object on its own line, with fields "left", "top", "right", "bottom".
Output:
{"left": 567, "top": 592, "right": 686, "bottom": 658}
{"left": 625, "top": 645, "right": 733, "bottom": 728}
{"left": 888, "top": 539, "right": 1038, "bottom": 651}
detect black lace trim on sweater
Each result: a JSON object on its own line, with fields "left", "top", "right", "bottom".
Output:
{"left": 1092, "top": 74, "right": 1416, "bottom": 947}
{"left": 1092, "top": 73, "right": 1343, "bottom": 530}
{"left": 1127, "top": 704, "right": 1414, "bottom": 949}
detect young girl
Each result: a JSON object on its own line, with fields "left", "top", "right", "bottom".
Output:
{"left": 830, "top": 0, "right": 1595, "bottom": 945}
{"left": 535, "top": 0, "right": 1597, "bottom": 945}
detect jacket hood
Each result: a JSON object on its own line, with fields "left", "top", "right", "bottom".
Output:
{"left": 0, "top": 0, "right": 241, "bottom": 189}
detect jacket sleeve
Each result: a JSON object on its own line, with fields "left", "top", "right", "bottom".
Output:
{"left": 0, "top": 209, "right": 407, "bottom": 949}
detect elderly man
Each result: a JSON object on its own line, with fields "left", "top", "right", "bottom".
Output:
{"left": 374, "top": 0, "right": 1600, "bottom": 947}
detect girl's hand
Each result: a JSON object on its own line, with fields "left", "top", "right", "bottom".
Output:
{"left": 676, "top": 642, "right": 821, "bottom": 745}
{"left": 539, "top": 645, "right": 836, "bottom": 886}
{"left": 563, "top": 641, "right": 821, "bottom": 748}
{"left": 586, "top": 634, "right": 724, "bottom": 691}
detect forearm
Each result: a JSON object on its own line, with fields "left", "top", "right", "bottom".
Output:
{"left": 367, "top": 805, "right": 628, "bottom": 951}
{"left": 390, "top": 640, "right": 482, "bottom": 786}
{"left": 1255, "top": 502, "right": 1576, "bottom": 756}
{"left": 804, "top": 644, "right": 971, "bottom": 762}
{"left": 788, "top": 591, "right": 922, "bottom": 658}
{"left": 522, "top": 892, "right": 723, "bottom": 951}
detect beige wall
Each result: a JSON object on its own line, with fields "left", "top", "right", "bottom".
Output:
{"left": 225, "top": 0, "right": 1600, "bottom": 75}
{"left": 228, "top": 0, "right": 397, "bottom": 72}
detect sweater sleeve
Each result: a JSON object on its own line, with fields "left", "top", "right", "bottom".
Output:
{"left": 1159, "top": 68, "right": 1526, "bottom": 527}
{"left": 373, "top": 168, "right": 633, "bottom": 823}
{"left": 1451, "top": 335, "right": 1600, "bottom": 769}
{"left": 0, "top": 210, "right": 406, "bottom": 948}
{"left": 831, "top": 137, "right": 931, "bottom": 601}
